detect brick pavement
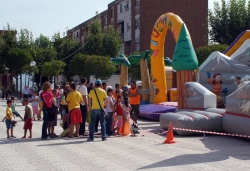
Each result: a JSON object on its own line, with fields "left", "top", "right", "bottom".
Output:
{"left": 0, "top": 99, "right": 250, "bottom": 171}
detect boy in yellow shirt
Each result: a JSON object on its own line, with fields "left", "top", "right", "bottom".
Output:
{"left": 5, "top": 99, "right": 16, "bottom": 138}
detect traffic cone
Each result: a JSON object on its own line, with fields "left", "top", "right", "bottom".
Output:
{"left": 163, "top": 122, "right": 176, "bottom": 144}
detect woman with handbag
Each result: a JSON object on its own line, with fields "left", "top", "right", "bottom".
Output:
{"left": 40, "top": 82, "right": 57, "bottom": 140}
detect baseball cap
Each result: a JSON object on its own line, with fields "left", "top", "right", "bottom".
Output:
{"left": 95, "top": 79, "right": 102, "bottom": 85}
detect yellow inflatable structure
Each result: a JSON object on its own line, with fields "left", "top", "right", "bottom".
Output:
{"left": 150, "top": 13, "right": 196, "bottom": 104}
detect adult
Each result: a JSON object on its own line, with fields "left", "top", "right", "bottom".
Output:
{"left": 128, "top": 80, "right": 140, "bottom": 133}
{"left": 22, "top": 86, "right": 30, "bottom": 99}
{"left": 235, "top": 77, "right": 242, "bottom": 91}
{"left": 56, "top": 85, "right": 61, "bottom": 106}
{"left": 40, "top": 82, "right": 56, "bottom": 139}
{"left": 113, "top": 83, "right": 123, "bottom": 102}
{"left": 87, "top": 80, "right": 108, "bottom": 141}
{"left": 87, "top": 83, "right": 93, "bottom": 93}
{"left": 102, "top": 82, "right": 107, "bottom": 91}
{"left": 76, "top": 78, "right": 88, "bottom": 136}
{"left": 66, "top": 83, "right": 83, "bottom": 138}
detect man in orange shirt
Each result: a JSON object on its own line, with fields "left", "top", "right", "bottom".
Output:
{"left": 128, "top": 80, "right": 140, "bottom": 133}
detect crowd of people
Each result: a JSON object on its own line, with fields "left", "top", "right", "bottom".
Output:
{"left": 3, "top": 78, "right": 141, "bottom": 141}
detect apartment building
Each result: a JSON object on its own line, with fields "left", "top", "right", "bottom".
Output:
{"left": 68, "top": 0, "right": 208, "bottom": 57}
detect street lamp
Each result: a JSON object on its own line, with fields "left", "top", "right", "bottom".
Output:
{"left": 30, "top": 61, "right": 36, "bottom": 88}
{"left": 5, "top": 67, "right": 9, "bottom": 89}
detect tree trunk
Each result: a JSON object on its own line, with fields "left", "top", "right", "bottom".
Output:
{"left": 140, "top": 59, "right": 150, "bottom": 101}
{"left": 120, "top": 65, "right": 128, "bottom": 87}
{"left": 176, "top": 70, "right": 195, "bottom": 109}
{"left": 20, "top": 74, "right": 22, "bottom": 99}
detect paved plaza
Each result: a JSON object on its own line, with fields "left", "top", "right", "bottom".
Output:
{"left": 0, "top": 99, "right": 250, "bottom": 171}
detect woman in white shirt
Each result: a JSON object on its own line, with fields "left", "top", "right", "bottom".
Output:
{"left": 106, "top": 88, "right": 115, "bottom": 136}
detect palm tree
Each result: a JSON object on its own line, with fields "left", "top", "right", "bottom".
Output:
{"left": 111, "top": 54, "right": 130, "bottom": 87}
{"left": 128, "top": 50, "right": 152, "bottom": 102}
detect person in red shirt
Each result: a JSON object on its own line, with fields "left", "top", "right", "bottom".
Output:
{"left": 40, "top": 82, "right": 57, "bottom": 140}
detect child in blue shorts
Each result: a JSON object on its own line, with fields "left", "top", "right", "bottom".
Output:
{"left": 2, "top": 96, "right": 23, "bottom": 121}
{"left": 5, "top": 99, "right": 16, "bottom": 138}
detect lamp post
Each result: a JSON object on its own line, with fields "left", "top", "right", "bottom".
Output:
{"left": 5, "top": 67, "right": 9, "bottom": 89}
{"left": 30, "top": 61, "right": 36, "bottom": 88}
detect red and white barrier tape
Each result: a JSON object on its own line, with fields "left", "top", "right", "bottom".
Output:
{"left": 140, "top": 112, "right": 164, "bottom": 115}
{"left": 173, "top": 127, "right": 250, "bottom": 138}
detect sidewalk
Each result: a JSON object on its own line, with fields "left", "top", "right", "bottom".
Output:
{"left": 0, "top": 99, "right": 250, "bottom": 171}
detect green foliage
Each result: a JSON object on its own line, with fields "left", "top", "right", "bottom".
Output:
{"left": 195, "top": 44, "right": 228, "bottom": 66}
{"left": 5, "top": 48, "right": 33, "bottom": 76}
{"left": 42, "top": 60, "right": 66, "bottom": 79}
{"left": 208, "top": 0, "right": 250, "bottom": 45}
{"left": 103, "top": 26, "right": 122, "bottom": 58}
{"left": 0, "top": 24, "right": 17, "bottom": 73}
{"left": 69, "top": 53, "right": 90, "bottom": 77}
{"left": 51, "top": 32, "right": 81, "bottom": 80}
{"left": 172, "top": 24, "right": 198, "bottom": 71}
{"left": 84, "top": 14, "right": 121, "bottom": 58}
{"left": 84, "top": 55, "right": 116, "bottom": 79}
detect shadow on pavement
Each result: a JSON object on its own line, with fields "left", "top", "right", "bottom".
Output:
{"left": 138, "top": 136, "right": 250, "bottom": 170}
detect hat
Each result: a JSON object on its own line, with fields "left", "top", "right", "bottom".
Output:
{"left": 95, "top": 80, "right": 102, "bottom": 85}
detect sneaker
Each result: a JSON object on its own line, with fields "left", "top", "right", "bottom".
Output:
{"left": 7, "top": 136, "right": 10, "bottom": 139}
{"left": 102, "top": 138, "right": 107, "bottom": 141}
{"left": 11, "top": 136, "right": 16, "bottom": 138}
{"left": 87, "top": 138, "right": 94, "bottom": 141}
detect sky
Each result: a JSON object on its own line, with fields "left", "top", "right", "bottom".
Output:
{"left": 0, "top": 0, "right": 217, "bottom": 39}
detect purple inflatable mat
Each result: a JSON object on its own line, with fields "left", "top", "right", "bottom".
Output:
{"left": 139, "top": 104, "right": 177, "bottom": 120}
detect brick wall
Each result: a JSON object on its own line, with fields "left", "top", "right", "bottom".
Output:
{"left": 140, "top": 0, "right": 208, "bottom": 58}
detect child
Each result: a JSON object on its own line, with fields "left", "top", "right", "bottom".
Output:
{"left": 48, "top": 89, "right": 59, "bottom": 138}
{"left": 121, "top": 97, "right": 132, "bottom": 136}
{"left": 60, "top": 105, "right": 70, "bottom": 137}
{"left": 30, "top": 91, "right": 40, "bottom": 121}
{"left": 113, "top": 95, "right": 129, "bottom": 135}
{"left": 22, "top": 98, "right": 33, "bottom": 139}
{"left": 2, "top": 96, "right": 23, "bottom": 121}
{"left": 60, "top": 91, "right": 67, "bottom": 120}
{"left": 5, "top": 99, "right": 16, "bottom": 138}
{"left": 106, "top": 88, "right": 115, "bottom": 136}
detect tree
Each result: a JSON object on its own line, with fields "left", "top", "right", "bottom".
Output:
{"left": 42, "top": 60, "right": 66, "bottom": 81}
{"left": 32, "top": 34, "right": 57, "bottom": 88}
{"left": 85, "top": 55, "right": 117, "bottom": 79}
{"left": 0, "top": 24, "right": 17, "bottom": 73}
{"left": 52, "top": 32, "right": 81, "bottom": 80}
{"left": 103, "top": 26, "right": 122, "bottom": 58}
{"left": 84, "top": 13, "right": 121, "bottom": 58}
{"left": 208, "top": 0, "right": 250, "bottom": 45}
{"left": 69, "top": 53, "right": 90, "bottom": 77}
{"left": 195, "top": 44, "right": 228, "bottom": 66}
{"left": 84, "top": 15, "right": 104, "bottom": 56}
{"left": 5, "top": 48, "right": 33, "bottom": 88}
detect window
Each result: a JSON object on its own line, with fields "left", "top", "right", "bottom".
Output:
{"left": 120, "top": 3, "right": 123, "bottom": 13}
{"left": 127, "top": 22, "right": 130, "bottom": 32}
{"left": 76, "top": 31, "right": 79, "bottom": 38}
{"left": 118, "top": 22, "right": 124, "bottom": 34}
{"left": 124, "top": 1, "right": 129, "bottom": 11}
{"left": 136, "top": 0, "right": 140, "bottom": 6}
{"left": 135, "top": 20, "right": 140, "bottom": 29}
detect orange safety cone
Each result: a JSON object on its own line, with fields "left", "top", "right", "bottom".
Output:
{"left": 163, "top": 122, "right": 176, "bottom": 144}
